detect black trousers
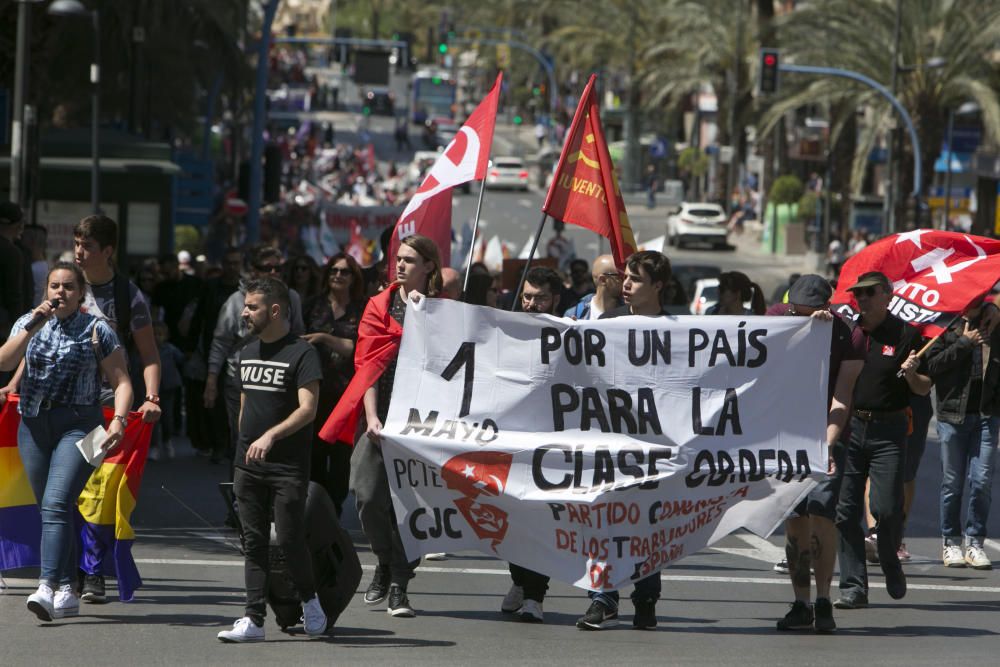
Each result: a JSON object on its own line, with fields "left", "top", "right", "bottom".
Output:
{"left": 234, "top": 465, "right": 316, "bottom": 619}
{"left": 835, "top": 412, "right": 907, "bottom": 597}
{"left": 509, "top": 563, "right": 549, "bottom": 603}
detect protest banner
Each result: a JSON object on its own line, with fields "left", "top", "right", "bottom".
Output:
{"left": 380, "top": 299, "right": 830, "bottom": 591}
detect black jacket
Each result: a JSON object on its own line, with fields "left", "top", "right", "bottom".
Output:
{"left": 925, "top": 316, "right": 1000, "bottom": 423}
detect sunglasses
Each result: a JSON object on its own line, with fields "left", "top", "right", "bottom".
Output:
{"left": 852, "top": 286, "right": 880, "bottom": 297}
{"left": 294, "top": 265, "right": 311, "bottom": 272}
{"left": 328, "top": 267, "right": 352, "bottom": 276}
{"left": 255, "top": 263, "right": 281, "bottom": 273}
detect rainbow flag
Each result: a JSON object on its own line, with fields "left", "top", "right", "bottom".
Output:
{"left": 0, "top": 396, "right": 41, "bottom": 570}
{"left": 0, "top": 396, "right": 152, "bottom": 601}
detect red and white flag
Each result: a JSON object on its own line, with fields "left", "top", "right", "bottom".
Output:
{"left": 832, "top": 230, "right": 1000, "bottom": 335}
{"left": 389, "top": 73, "right": 503, "bottom": 276}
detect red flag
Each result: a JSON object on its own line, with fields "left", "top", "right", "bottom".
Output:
{"left": 831, "top": 230, "right": 1000, "bottom": 335}
{"left": 319, "top": 285, "right": 403, "bottom": 444}
{"left": 542, "top": 74, "right": 637, "bottom": 268}
{"left": 389, "top": 73, "right": 503, "bottom": 277}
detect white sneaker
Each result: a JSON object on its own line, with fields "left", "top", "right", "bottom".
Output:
{"left": 53, "top": 585, "right": 79, "bottom": 619}
{"left": 965, "top": 545, "right": 992, "bottom": 570}
{"left": 516, "top": 599, "right": 544, "bottom": 623}
{"left": 217, "top": 617, "right": 265, "bottom": 643}
{"left": 302, "top": 595, "right": 328, "bottom": 636}
{"left": 26, "top": 583, "right": 55, "bottom": 622}
{"left": 501, "top": 584, "right": 524, "bottom": 613}
{"left": 424, "top": 552, "right": 448, "bottom": 561}
{"left": 943, "top": 544, "right": 966, "bottom": 567}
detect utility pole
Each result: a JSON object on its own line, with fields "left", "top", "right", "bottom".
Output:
{"left": 883, "top": 0, "right": 902, "bottom": 235}
{"left": 10, "top": 0, "right": 35, "bottom": 205}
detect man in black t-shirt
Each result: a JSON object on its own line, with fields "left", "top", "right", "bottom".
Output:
{"left": 834, "top": 272, "right": 931, "bottom": 610}
{"left": 217, "top": 277, "right": 326, "bottom": 643}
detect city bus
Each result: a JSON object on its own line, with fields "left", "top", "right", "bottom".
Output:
{"left": 410, "top": 68, "right": 457, "bottom": 125}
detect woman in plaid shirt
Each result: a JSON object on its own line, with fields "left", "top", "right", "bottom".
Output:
{"left": 0, "top": 261, "right": 133, "bottom": 623}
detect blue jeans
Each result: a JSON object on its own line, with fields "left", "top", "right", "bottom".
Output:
{"left": 17, "top": 405, "right": 102, "bottom": 587}
{"left": 937, "top": 415, "right": 999, "bottom": 547}
{"left": 588, "top": 573, "right": 661, "bottom": 612}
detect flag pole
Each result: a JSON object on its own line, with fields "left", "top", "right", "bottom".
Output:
{"left": 462, "top": 178, "right": 490, "bottom": 293}
{"left": 511, "top": 212, "right": 549, "bottom": 311}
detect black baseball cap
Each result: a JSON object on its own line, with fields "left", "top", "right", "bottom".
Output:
{"left": 0, "top": 201, "right": 23, "bottom": 226}
{"left": 788, "top": 274, "right": 832, "bottom": 308}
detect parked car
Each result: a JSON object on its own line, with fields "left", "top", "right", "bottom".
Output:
{"left": 486, "top": 157, "right": 530, "bottom": 191}
{"left": 363, "top": 87, "right": 395, "bottom": 116}
{"left": 671, "top": 264, "right": 722, "bottom": 305}
{"left": 667, "top": 202, "right": 728, "bottom": 249}
{"left": 689, "top": 277, "right": 720, "bottom": 315}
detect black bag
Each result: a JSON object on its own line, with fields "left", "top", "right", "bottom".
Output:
{"left": 220, "top": 481, "right": 362, "bottom": 630}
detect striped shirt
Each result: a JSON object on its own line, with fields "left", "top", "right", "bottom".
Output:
{"left": 12, "top": 310, "right": 121, "bottom": 417}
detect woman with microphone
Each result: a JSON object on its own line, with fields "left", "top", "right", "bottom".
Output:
{"left": 0, "top": 261, "right": 133, "bottom": 622}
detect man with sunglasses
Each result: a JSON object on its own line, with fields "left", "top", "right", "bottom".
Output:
{"left": 206, "top": 246, "right": 305, "bottom": 466}
{"left": 834, "top": 271, "right": 931, "bottom": 609}
{"left": 563, "top": 255, "right": 624, "bottom": 320}
{"left": 772, "top": 275, "right": 864, "bottom": 634}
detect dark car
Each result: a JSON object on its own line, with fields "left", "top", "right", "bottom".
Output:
{"left": 363, "top": 87, "right": 395, "bottom": 116}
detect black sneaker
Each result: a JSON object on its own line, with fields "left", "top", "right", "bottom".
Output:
{"left": 773, "top": 558, "right": 789, "bottom": 574}
{"left": 576, "top": 600, "right": 619, "bottom": 630}
{"left": 832, "top": 592, "right": 868, "bottom": 609}
{"left": 632, "top": 599, "right": 657, "bottom": 630}
{"left": 364, "top": 565, "right": 390, "bottom": 605}
{"left": 883, "top": 561, "right": 907, "bottom": 600}
{"left": 386, "top": 584, "right": 415, "bottom": 618}
{"left": 813, "top": 597, "right": 836, "bottom": 633}
{"left": 80, "top": 574, "right": 106, "bottom": 604}
{"left": 776, "top": 600, "right": 814, "bottom": 631}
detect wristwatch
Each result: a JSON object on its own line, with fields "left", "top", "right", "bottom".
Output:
{"left": 113, "top": 414, "right": 127, "bottom": 427}
{"left": 144, "top": 394, "right": 160, "bottom": 405}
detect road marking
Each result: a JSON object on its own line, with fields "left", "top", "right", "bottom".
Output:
{"left": 76, "top": 559, "right": 993, "bottom": 594}
{"left": 4, "top": 560, "right": 996, "bottom": 595}
{"left": 517, "top": 198, "right": 532, "bottom": 208}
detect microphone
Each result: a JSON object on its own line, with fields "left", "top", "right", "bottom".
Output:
{"left": 25, "top": 298, "right": 61, "bottom": 331}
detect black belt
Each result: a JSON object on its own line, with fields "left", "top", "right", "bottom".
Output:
{"left": 38, "top": 399, "right": 95, "bottom": 411}
{"left": 853, "top": 408, "right": 905, "bottom": 422}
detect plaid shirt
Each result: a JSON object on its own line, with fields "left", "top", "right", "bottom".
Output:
{"left": 12, "top": 310, "right": 120, "bottom": 417}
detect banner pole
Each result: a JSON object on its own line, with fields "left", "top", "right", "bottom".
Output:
{"left": 462, "top": 178, "right": 490, "bottom": 293}
{"left": 511, "top": 212, "right": 549, "bottom": 311}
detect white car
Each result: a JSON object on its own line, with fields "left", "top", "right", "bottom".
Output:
{"left": 667, "top": 202, "right": 728, "bottom": 249}
{"left": 486, "top": 157, "right": 530, "bottom": 191}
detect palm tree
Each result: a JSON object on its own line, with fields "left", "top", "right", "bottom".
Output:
{"left": 640, "top": 0, "right": 761, "bottom": 205}
{"left": 517, "top": 0, "right": 669, "bottom": 189}
{"left": 763, "top": 0, "right": 1000, "bottom": 229}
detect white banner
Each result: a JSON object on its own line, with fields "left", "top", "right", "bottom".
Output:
{"left": 381, "top": 300, "right": 830, "bottom": 591}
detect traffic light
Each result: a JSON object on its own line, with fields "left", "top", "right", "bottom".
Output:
{"left": 439, "top": 42, "right": 448, "bottom": 54}
{"left": 760, "top": 49, "right": 780, "bottom": 94}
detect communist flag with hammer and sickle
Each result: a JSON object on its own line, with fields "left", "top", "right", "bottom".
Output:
{"left": 542, "top": 74, "right": 636, "bottom": 269}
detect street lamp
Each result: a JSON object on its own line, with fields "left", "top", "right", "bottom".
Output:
{"left": 48, "top": 0, "right": 101, "bottom": 213}
{"left": 943, "top": 101, "right": 980, "bottom": 230}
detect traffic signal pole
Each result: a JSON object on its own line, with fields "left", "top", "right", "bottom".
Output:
{"left": 777, "top": 63, "right": 922, "bottom": 204}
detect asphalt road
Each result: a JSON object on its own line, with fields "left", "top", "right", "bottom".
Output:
{"left": 3, "top": 421, "right": 1000, "bottom": 665}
